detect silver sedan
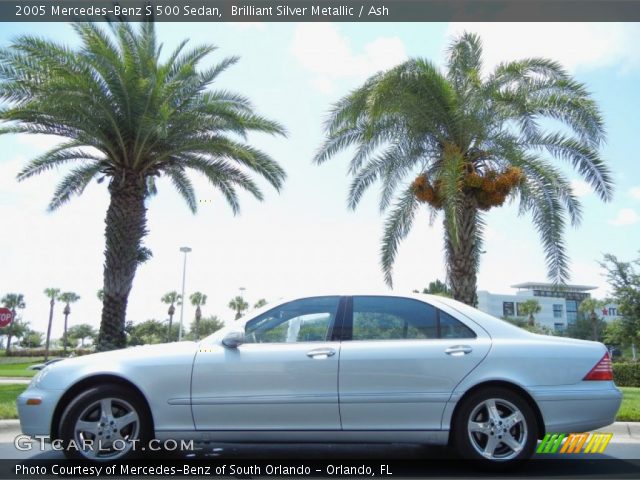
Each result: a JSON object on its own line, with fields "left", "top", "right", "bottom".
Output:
{"left": 17, "top": 294, "right": 622, "bottom": 465}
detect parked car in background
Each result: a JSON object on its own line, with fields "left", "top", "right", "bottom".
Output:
{"left": 17, "top": 293, "right": 622, "bottom": 465}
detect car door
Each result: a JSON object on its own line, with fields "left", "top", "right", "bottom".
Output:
{"left": 338, "top": 296, "right": 491, "bottom": 430}
{"left": 191, "top": 296, "right": 344, "bottom": 430}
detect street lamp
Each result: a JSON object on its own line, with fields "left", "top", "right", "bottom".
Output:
{"left": 178, "top": 246, "right": 192, "bottom": 341}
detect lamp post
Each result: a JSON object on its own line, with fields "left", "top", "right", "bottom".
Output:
{"left": 178, "top": 246, "right": 192, "bottom": 341}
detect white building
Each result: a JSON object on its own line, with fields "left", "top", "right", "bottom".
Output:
{"left": 477, "top": 282, "right": 620, "bottom": 332}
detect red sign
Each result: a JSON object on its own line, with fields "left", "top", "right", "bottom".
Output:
{"left": 0, "top": 308, "right": 13, "bottom": 328}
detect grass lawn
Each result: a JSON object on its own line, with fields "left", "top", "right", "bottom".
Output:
{"left": 0, "top": 363, "right": 37, "bottom": 377}
{"left": 0, "top": 384, "right": 27, "bottom": 420}
{"left": 617, "top": 387, "right": 640, "bottom": 422}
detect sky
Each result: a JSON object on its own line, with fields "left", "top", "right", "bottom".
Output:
{"left": 0, "top": 21, "right": 639, "bottom": 339}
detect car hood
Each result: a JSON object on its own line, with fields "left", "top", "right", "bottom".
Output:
{"left": 36, "top": 342, "right": 198, "bottom": 389}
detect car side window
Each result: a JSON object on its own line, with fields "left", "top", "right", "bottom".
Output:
{"left": 439, "top": 310, "right": 477, "bottom": 339}
{"left": 352, "top": 296, "right": 437, "bottom": 340}
{"left": 244, "top": 296, "right": 340, "bottom": 343}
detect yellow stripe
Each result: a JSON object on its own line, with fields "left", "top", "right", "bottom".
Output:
{"left": 597, "top": 433, "right": 613, "bottom": 453}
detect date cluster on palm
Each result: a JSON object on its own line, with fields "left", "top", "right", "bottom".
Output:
{"left": 411, "top": 166, "right": 523, "bottom": 211}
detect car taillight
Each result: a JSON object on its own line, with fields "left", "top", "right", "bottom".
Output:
{"left": 583, "top": 352, "right": 613, "bottom": 381}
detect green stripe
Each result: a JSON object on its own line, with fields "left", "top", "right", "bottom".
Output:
{"left": 549, "top": 434, "right": 566, "bottom": 453}
{"left": 537, "top": 434, "right": 551, "bottom": 453}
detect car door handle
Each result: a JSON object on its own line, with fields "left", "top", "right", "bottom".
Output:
{"left": 445, "top": 345, "right": 473, "bottom": 356}
{"left": 306, "top": 348, "right": 336, "bottom": 359}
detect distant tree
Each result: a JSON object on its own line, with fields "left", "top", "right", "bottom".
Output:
{"left": 127, "top": 320, "right": 167, "bottom": 346}
{"left": 189, "top": 292, "right": 207, "bottom": 340}
{"left": 601, "top": 252, "right": 640, "bottom": 359}
{"left": 517, "top": 299, "right": 541, "bottom": 326}
{"left": 565, "top": 316, "right": 608, "bottom": 342}
{"left": 67, "top": 323, "right": 97, "bottom": 348}
{"left": 229, "top": 296, "right": 249, "bottom": 320}
{"left": 1, "top": 293, "right": 26, "bottom": 354}
{"left": 188, "top": 316, "right": 224, "bottom": 340}
{"left": 503, "top": 316, "right": 554, "bottom": 336}
{"left": 578, "top": 297, "right": 607, "bottom": 341}
{"left": 161, "top": 291, "right": 181, "bottom": 342}
{"left": 20, "top": 329, "right": 43, "bottom": 348}
{"left": 253, "top": 298, "right": 268, "bottom": 309}
{"left": 415, "top": 280, "right": 452, "bottom": 297}
{"left": 58, "top": 292, "right": 80, "bottom": 353}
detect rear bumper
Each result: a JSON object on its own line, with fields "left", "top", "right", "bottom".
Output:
{"left": 16, "top": 387, "right": 65, "bottom": 437}
{"left": 531, "top": 384, "right": 622, "bottom": 433}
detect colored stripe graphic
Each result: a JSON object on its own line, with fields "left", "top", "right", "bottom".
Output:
{"left": 584, "top": 433, "right": 613, "bottom": 453}
{"left": 537, "top": 433, "right": 565, "bottom": 453}
{"left": 538, "top": 433, "right": 613, "bottom": 454}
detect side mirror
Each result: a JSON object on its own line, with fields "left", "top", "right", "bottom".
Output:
{"left": 222, "top": 331, "right": 245, "bottom": 348}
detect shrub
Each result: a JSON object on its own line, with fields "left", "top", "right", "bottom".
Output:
{"left": 613, "top": 362, "right": 640, "bottom": 387}
{"left": 6, "top": 349, "right": 93, "bottom": 358}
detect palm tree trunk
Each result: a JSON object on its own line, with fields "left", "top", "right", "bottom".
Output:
{"left": 63, "top": 312, "right": 69, "bottom": 353}
{"left": 44, "top": 299, "right": 54, "bottom": 361}
{"left": 167, "top": 314, "right": 173, "bottom": 342}
{"left": 444, "top": 193, "right": 480, "bottom": 306}
{"left": 5, "top": 309, "right": 14, "bottom": 355}
{"left": 97, "top": 174, "right": 148, "bottom": 352}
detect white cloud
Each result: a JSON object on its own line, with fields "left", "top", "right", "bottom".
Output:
{"left": 629, "top": 186, "right": 640, "bottom": 200}
{"left": 609, "top": 208, "right": 640, "bottom": 226}
{"left": 446, "top": 23, "right": 640, "bottom": 74}
{"left": 570, "top": 179, "right": 592, "bottom": 198}
{"left": 290, "top": 23, "right": 407, "bottom": 93}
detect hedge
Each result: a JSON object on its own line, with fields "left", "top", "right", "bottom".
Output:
{"left": 613, "top": 362, "right": 640, "bottom": 387}
{"left": 6, "top": 349, "right": 93, "bottom": 358}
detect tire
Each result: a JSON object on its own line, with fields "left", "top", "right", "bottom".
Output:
{"left": 59, "top": 384, "right": 152, "bottom": 461}
{"left": 452, "top": 387, "right": 538, "bottom": 467}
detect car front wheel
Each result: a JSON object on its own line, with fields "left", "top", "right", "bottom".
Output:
{"left": 59, "top": 384, "right": 152, "bottom": 461}
{"left": 453, "top": 387, "right": 538, "bottom": 465}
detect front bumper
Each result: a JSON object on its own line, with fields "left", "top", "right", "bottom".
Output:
{"left": 532, "top": 384, "right": 623, "bottom": 433}
{"left": 16, "top": 387, "right": 65, "bottom": 437}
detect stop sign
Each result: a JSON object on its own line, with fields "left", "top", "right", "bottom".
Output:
{"left": 0, "top": 308, "right": 12, "bottom": 328}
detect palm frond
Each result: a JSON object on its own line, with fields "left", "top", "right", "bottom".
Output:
{"left": 381, "top": 188, "right": 419, "bottom": 287}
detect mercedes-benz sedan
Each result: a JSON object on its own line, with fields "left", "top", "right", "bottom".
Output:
{"left": 17, "top": 294, "right": 622, "bottom": 465}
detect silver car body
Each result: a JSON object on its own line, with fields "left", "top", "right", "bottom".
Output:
{"left": 18, "top": 293, "right": 622, "bottom": 446}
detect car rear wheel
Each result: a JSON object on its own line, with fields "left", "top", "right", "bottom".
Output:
{"left": 59, "top": 385, "right": 152, "bottom": 461}
{"left": 453, "top": 387, "right": 538, "bottom": 466}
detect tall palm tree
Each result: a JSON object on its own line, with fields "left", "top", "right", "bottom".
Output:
{"left": 229, "top": 296, "right": 249, "bottom": 320}
{"left": 59, "top": 291, "right": 80, "bottom": 353}
{"left": 161, "top": 291, "right": 181, "bottom": 342}
{"left": 0, "top": 22, "right": 286, "bottom": 351}
{"left": 315, "top": 33, "right": 612, "bottom": 305}
{"left": 43, "top": 288, "right": 60, "bottom": 361}
{"left": 189, "top": 292, "right": 207, "bottom": 340}
{"left": 1, "top": 293, "right": 26, "bottom": 354}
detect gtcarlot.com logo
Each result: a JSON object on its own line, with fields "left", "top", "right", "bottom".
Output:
{"left": 537, "top": 432, "right": 613, "bottom": 454}
{"left": 14, "top": 435, "right": 194, "bottom": 452}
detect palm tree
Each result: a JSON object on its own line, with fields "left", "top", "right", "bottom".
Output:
{"left": 1, "top": 293, "right": 26, "bottom": 354}
{"left": 43, "top": 288, "right": 60, "bottom": 361}
{"left": 0, "top": 22, "right": 286, "bottom": 351}
{"left": 518, "top": 299, "right": 542, "bottom": 326}
{"left": 315, "top": 33, "right": 612, "bottom": 305}
{"left": 189, "top": 292, "right": 207, "bottom": 340}
{"left": 579, "top": 297, "right": 606, "bottom": 341}
{"left": 59, "top": 292, "right": 80, "bottom": 354}
{"left": 229, "top": 296, "right": 249, "bottom": 320}
{"left": 161, "top": 291, "right": 181, "bottom": 342}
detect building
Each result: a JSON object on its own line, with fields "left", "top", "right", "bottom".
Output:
{"left": 477, "top": 282, "right": 620, "bottom": 332}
